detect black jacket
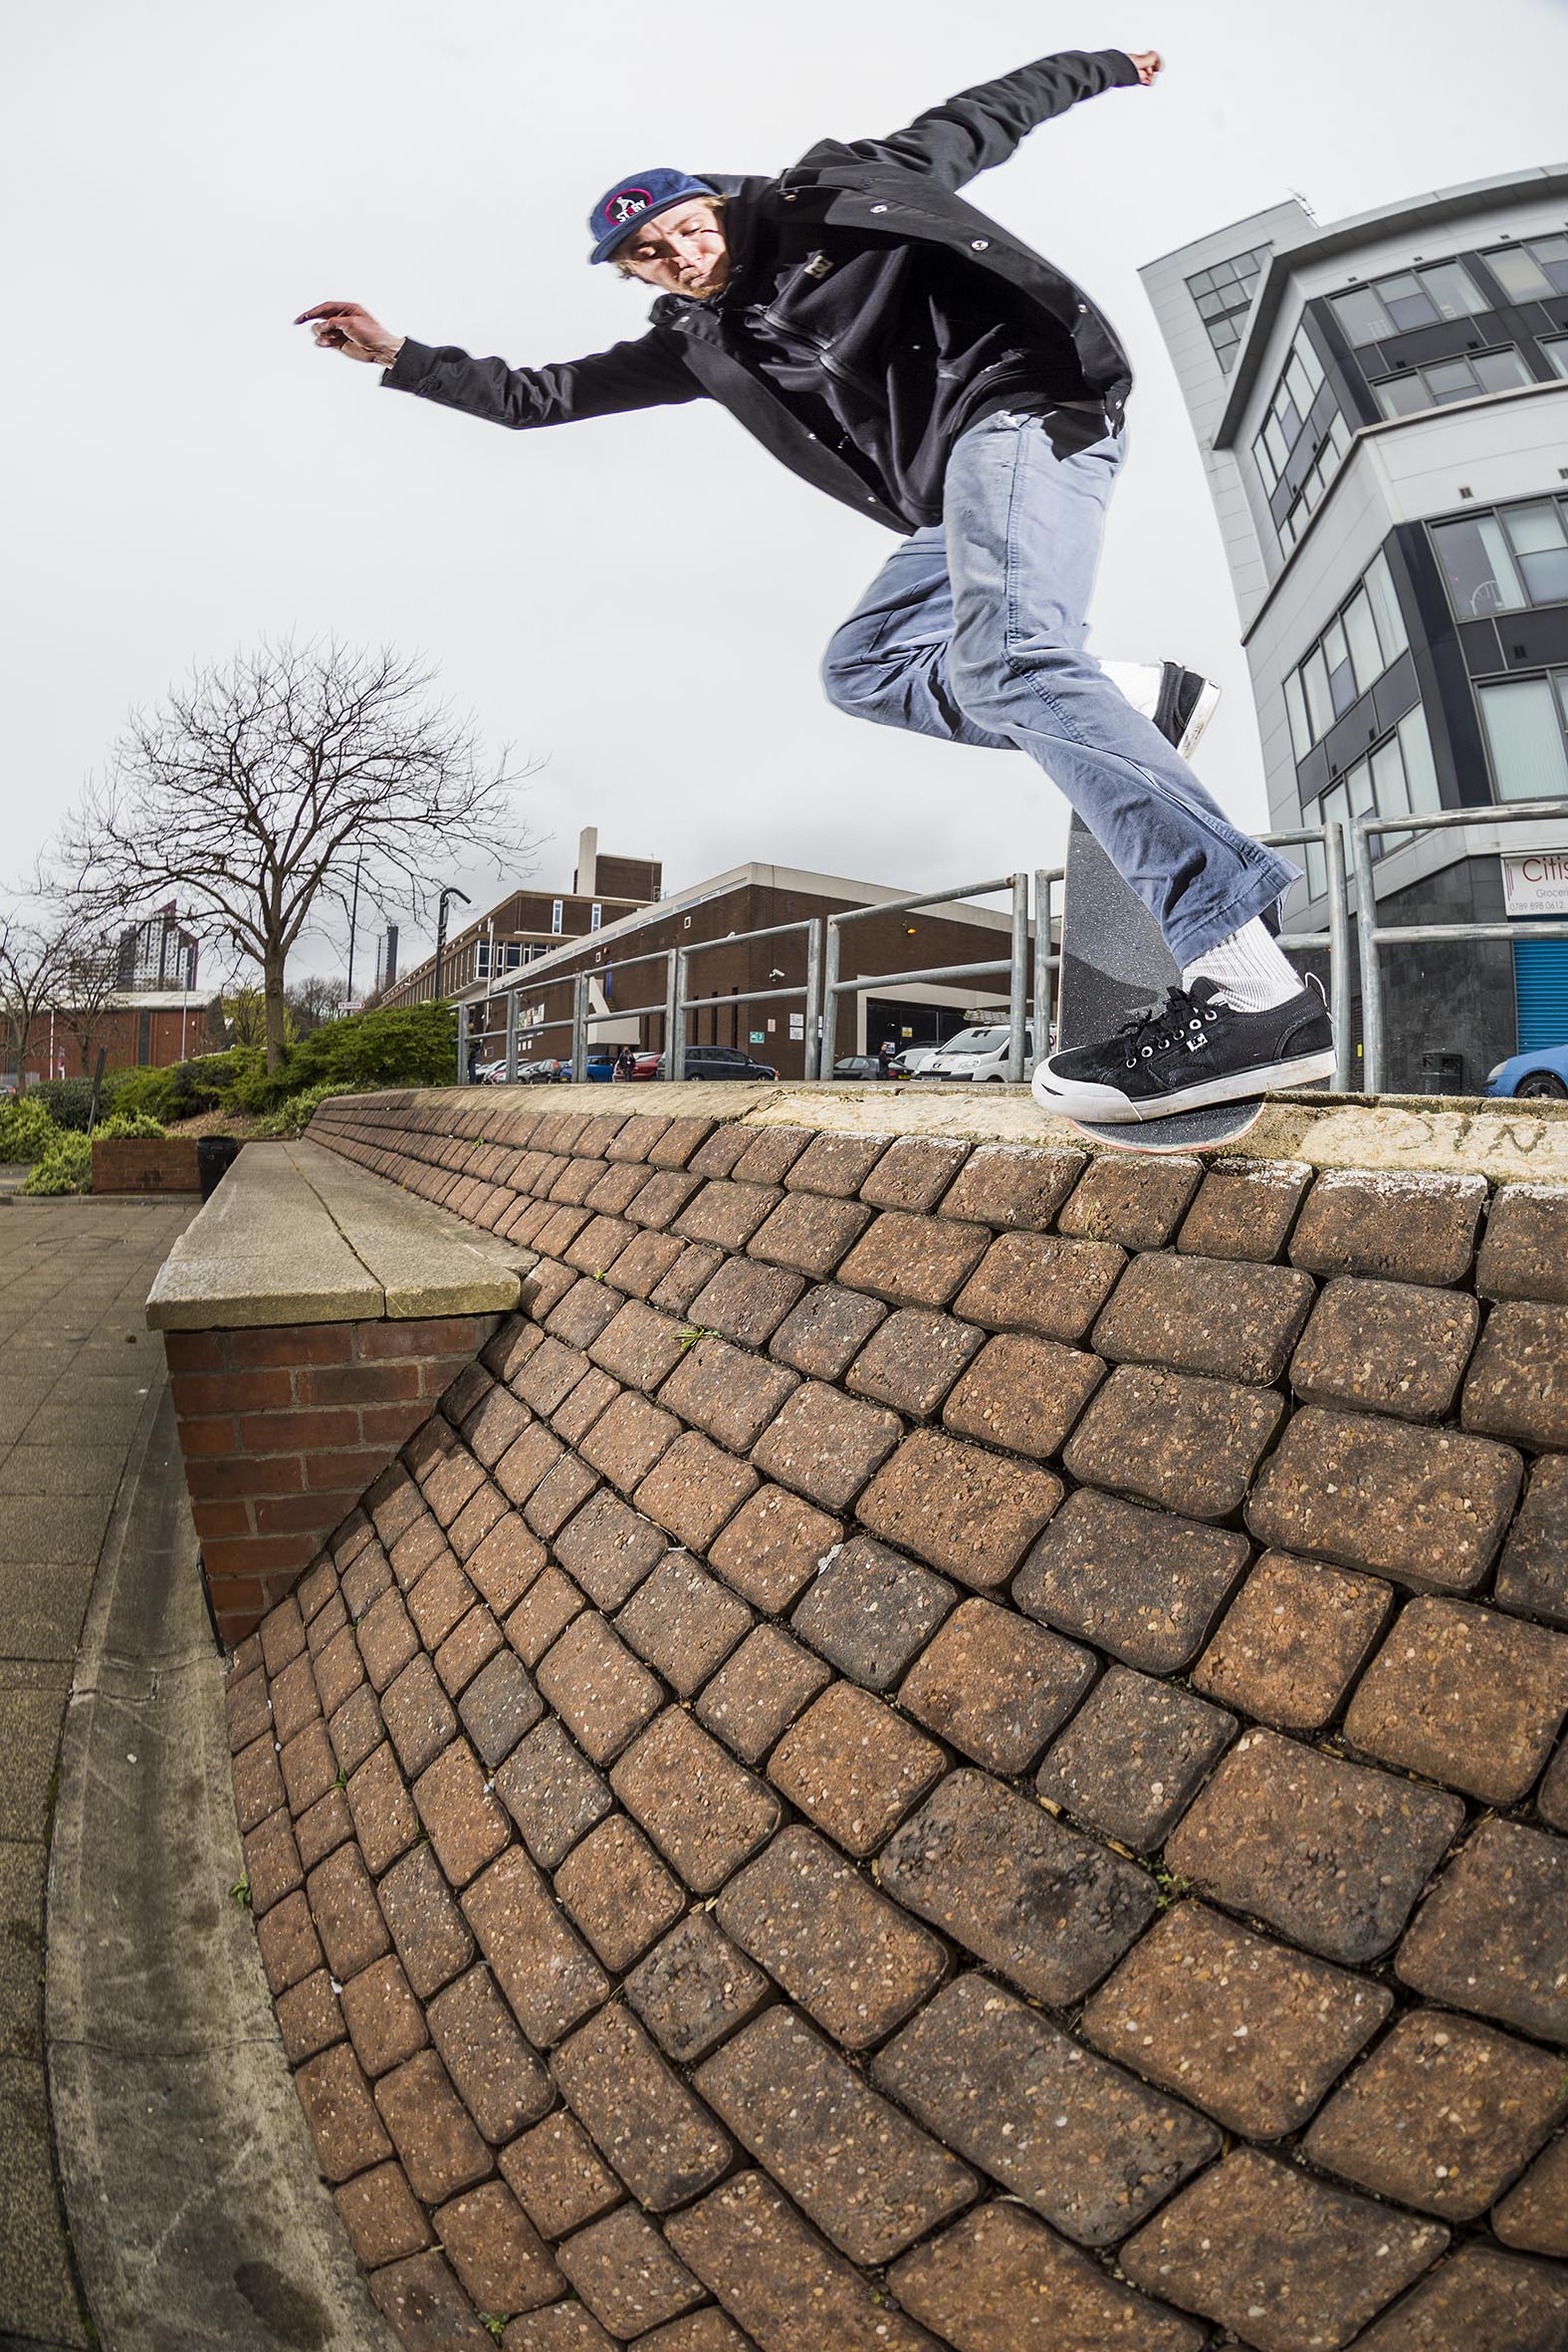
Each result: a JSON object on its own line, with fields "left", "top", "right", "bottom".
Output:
{"left": 384, "top": 48, "right": 1141, "bottom": 535}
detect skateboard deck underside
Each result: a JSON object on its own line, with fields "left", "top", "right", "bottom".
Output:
{"left": 1053, "top": 815, "right": 1262, "bottom": 1153}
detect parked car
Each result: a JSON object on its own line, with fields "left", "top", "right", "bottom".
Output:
{"left": 884, "top": 1042, "right": 943, "bottom": 1078}
{"left": 832, "top": 1054, "right": 889, "bottom": 1080}
{"left": 1484, "top": 1044, "right": 1568, "bottom": 1100}
{"left": 914, "top": 1023, "right": 1038, "bottom": 1081}
{"left": 472, "top": 1058, "right": 510, "bottom": 1084}
{"left": 633, "top": 1046, "right": 778, "bottom": 1081}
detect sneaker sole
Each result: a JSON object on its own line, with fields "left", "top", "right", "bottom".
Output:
{"left": 1032, "top": 1046, "right": 1337, "bottom": 1125}
{"left": 1177, "top": 677, "right": 1222, "bottom": 762}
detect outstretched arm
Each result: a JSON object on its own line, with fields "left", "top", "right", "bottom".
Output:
{"left": 295, "top": 302, "right": 704, "bottom": 429}
{"left": 834, "top": 47, "right": 1159, "bottom": 190}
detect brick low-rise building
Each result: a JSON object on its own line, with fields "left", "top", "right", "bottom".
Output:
{"left": 9, "top": 990, "right": 223, "bottom": 1087}
{"left": 384, "top": 829, "right": 662, "bottom": 1010}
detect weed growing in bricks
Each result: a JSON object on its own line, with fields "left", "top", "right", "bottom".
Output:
{"left": 229, "top": 1875, "right": 252, "bottom": 1909}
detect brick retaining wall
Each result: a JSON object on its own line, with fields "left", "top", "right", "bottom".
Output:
{"left": 218, "top": 1091, "right": 1568, "bottom": 2350}
{"left": 92, "top": 1135, "right": 201, "bottom": 1193}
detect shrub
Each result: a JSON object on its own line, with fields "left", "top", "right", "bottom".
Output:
{"left": 112, "top": 1052, "right": 255, "bottom": 1123}
{"left": 21, "top": 1132, "right": 92, "bottom": 1194}
{"left": 272, "top": 1002, "right": 459, "bottom": 1101}
{"left": 251, "top": 1081, "right": 346, "bottom": 1139}
{"left": 0, "top": 1096, "right": 60, "bottom": 1165}
{"left": 30, "top": 1077, "right": 102, "bottom": 1132}
{"left": 100, "top": 1111, "right": 168, "bottom": 1141}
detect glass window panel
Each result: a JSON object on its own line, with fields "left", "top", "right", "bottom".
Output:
{"left": 1285, "top": 354, "right": 1315, "bottom": 414}
{"left": 1343, "top": 589, "right": 1383, "bottom": 688}
{"left": 1559, "top": 673, "right": 1568, "bottom": 730}
{"left": 1304, "top": 836, "right": 1328, "bottom": 899}
{"left": 1277, "top": 392, "right": 1302, "bottom": 445}
{"left": 1504, "top": 502, "right": 1568, "bottom": 555}
{"left": 1421, "top": 261, "right": 1487, "bottom": 320}
{"left": 1472, "top": 348, "right": 1528, "bottom": 391}
{"left": 1302, "top": 647, "right": 1335, "bottom": 739}
{"left": 1534, "top": 235, "right": 1568, "bottom": 292}
{"left": 1518, "top": 546, "right": 1568, "bottom": 603}
{"left": 1196, "top": 287, "right": 1229, "bottom": 319}
{"left": 1332, "top": 286, "right": 1390, "bottom": 344}
{"left": 1425, "top": 357, "right": 1481, "bottom": 402}
{"left": 1322, "top": 617, "right": 1349, "bottom": 676}
{"left": 1296, "top": 333, "right": 1325, "bottom": 389}
{"left": 1280, "top": 507, "right": 1297, "bottom": 551}
{"left": 1346, "top": 760, "right": 1375, "bottom": 818}
{"left": 1373, "top": 735, "right": 1412, "bottom": 816}
{"left": 1376, "top": 272, "right": 1423, "bottom": 303}
{"left": 1284, "top": 668, "right": 1313, "bottom": 760}
{"left": 1398, "top": 708, "right": 1443, "bottom": 815}
{"left": 1264, "top": 413, "right": 1290, "bottom": 471}
{"left": 1484, "top": 245, "right": 1554, "bottom": 301}
{"left": 1479, "top": 677, "right": 1568, "bottom": 801}
{"left": 1432, "top": 515, "right": 1526, "bottom": 616}
{"left": 1327, "top": 411, "right": 1353, "bottom": 461}
{"left": 1364, "top": 551, "right": 1410, "bottom": 659}
{"left": 1328, "top": 657, "right": 1357, "bottom": 719}
{"left": 1542, "top": 337, "right": 1568, "bottom": 379}
{"left": 1382, "top": 277, "right": 1439, "bottom": 333}
{"left": 1254, "top": 433, "right": 1277, "bottom": 491}
{"left": 1376, "top": 373, "right": 1432, "bottom": 418}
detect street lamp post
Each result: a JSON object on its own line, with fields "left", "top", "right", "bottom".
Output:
{"left": 433, "top": 886, "right": 471, "bottom": 1005}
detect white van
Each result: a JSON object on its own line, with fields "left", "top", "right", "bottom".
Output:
{"left": 915, "top": 1023, "right": 1038, "bottom": 1081}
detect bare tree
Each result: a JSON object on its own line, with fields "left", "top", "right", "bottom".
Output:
{"left": 287, "top": 972, "right": 348, "bottom": 1036}
{"left": 61, "top": 640, "right": 535, "bottom": 1070}
{"left": 0, "top": 904, "right": 74, "bottom": 1091}
{"left": 52, "top": 923, "right": 124, "bottom": 1082}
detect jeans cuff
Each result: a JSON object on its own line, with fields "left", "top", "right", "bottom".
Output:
{"left": 1167, "top": 854, "right": 1299, "bottom": 967}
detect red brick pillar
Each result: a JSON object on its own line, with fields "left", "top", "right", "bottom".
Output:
{"left": 165, "top": 1314, "right": 500, "bottom": 1647}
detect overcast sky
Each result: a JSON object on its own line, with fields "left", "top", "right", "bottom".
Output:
{"left": 5, "top": 0, "right": 1566, "bottom": 981}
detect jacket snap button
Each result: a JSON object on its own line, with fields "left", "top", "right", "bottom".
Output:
{"left": 971, "top": 238, "right": 989, "bottom": 250}
{"left": 871, "top": 203, "right": 889, "bottom": 213}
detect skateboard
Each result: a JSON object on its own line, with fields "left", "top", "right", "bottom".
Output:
{"left": 1047, "top": 814, "right": 1264, "bottom": 1153}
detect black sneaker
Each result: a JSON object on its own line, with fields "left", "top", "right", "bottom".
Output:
{"left": 1155, "top": 662, "right": 1222, "bottom": 760}
{"left": 1031, "top": 978, "right": 1334, "bottom": 1124}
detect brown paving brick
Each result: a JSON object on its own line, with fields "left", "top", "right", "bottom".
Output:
{"left": 412, "top": 1738, "right": 511, "bottom": 1885}
{"left": 333, "top": 2161, "right": 431, "bottom": 2268}
{"left": 466, "top": 1515, "right": 548, "bottom": 1617}
{"left": 270, "top": 1650, "right": 323, "bottom": 1744}
{"left": 339, "top": 1953, "right": 427, "bottom": 2078}
{"left": 684, "top": 1125, "right": 754, "bottom": 1179}
{"left": 1495, "top": 2132, "right": 1568, "bottom": 2256}
{"left": 939, "top": 1140, "right": 1084, "bottom": 1229}
{"left": 784, "top": 1129, "right": 891, "bottom": 1197}
{"left": 306, "top": 1840, "right": 390, "bottom": 1980}
{"left": 748, "top": 1187, "right": 872, "bottom": 1278}
{"left": 1291, "top": 1166, "right": 1487, "bottom": 1287}
{"left": 495, "top": 1719, "right": 613, "bottom": 1866}
{"left": 897, "top": 1596, "right": 1092, "bottom": 1772}
{"left": 890, "top": 2201, "right": 1205, "bottom": 2352}
{"left": 507, "top": 1567, "right": 585, "bottom": 1667}
{"left": 1463, "top": 1299, "right": 1568, "bottom": 1451}
{"left": 553, "top": 2002, "right": 732, "bottom": 2211}
{"left": 582, "top": 1162, "right": 652, "bottom": 1218}
{"left": 376, "top": 1842, "right": 477, "bottom": 1999}
{"left": 457, "top": 1648, "right": 544, "bottom": 1770}
{"left": 878, "top": 1767, "right": 1156, "bottom": 2000}
{"left": 625, "top": 1167, "right": 705, "bottom": 1228}
{"left": 1119, "top": 2146, "right": 1448, "bottom": 2352}
{"left": 433, "top": 1601, "right": 504, "bottom": 1699}
{"left": 243, "top": 1810, "right": 302, "bottom": 1916}
{"left": 697, "top": 2003, "right": 977, "bottom": 2264}
{"left": 837, "top": 1209, "right": 993, "bottom": 1308}
{"left": 1477, "top": 1182, "right": 1568, "bottom": 1304}
{"left": 1064, "top": 1364, "right": 1283, "bottom": 1521}
{"left": 537, "top": 1609, "right": 665, "bottom": 1763}
{"left": 770, "top": 1683, "right": 944, "bottom": 1857}
{"left": 717, "top": 1824, "right": 945, "bottom": 2046}
{"left": 1057, "top": 1151, "right": 1203, "bottom": 1250}
{"left": 462, "top": 1845, "right": 611, "bottom": 2046}
{"left": 1167, "top": 1727, "right": 1464, "bottom": 1965}
{"left": 749, "top": 1380, "right": 901, "bottom": 1514}
{"left": 554, "top": 1814, "right": 686, "bottom": 1972}
{"left": 500, "top": 2109, "right": 625, "bottom": 2241}
{"left": 857, "top": 1133, "right": 967, "bottom": 1213}
{"left": 789, "top": 1535, "right": 953, "bottom": 1690}
{"left": 611, "top": 1707, "right": 780, "bottom": 1892}
{"left": 694, "top": 1623, "right": 833, "bottom": 1762}
{"left": 548, "top": 1499, "right": 662, "bottom": 1618}
{"left": 358, "top": 1587, "right": 420, "bottom": 1693}
{"left": 374, "top": 2047, "right": 493, "bottom": 2203}
{"left": 1093, "top": 1249, "right": 1316, "bottom": 1385}
{"left": 280, "top": 1720, "right": 338, "bottom": 1815}
{"left": 232, "top": 1730, "right": 288, "bottom": 1834}
{"left": 876, "top": 1971, "right": 1217, "bottom": 2248}
{"left": 684, "top": 1254, "right": 806, "bottom": 1345}
{"left": 298, "top": 1556, "right": 339, "bottom": 1623}
{"left": 426, "top": 1961, "right": 553, "bottom": 2144}
{"left": 733, "top": 1126, "right": 814, "bottom": 1185}
{"left": 953, "top": 1229, "right": 1125, "bottom": 1342}
{"left": 614, "top": 1554, "right": 754, "bottom": 1695}
{"left": 294, "top": 2041, "right": 393, "bottom": 2183}
{"left": 1539, "top": 1737, "right": 1568, "bottom": 1831}
{"left": 390, "top": 1512, "right": 448, "bottom": 1593}
{"left": 550, "top": 1367, "right": 619, "bottom": 1450}
{"left": 843, "top": 1306, "right": 985, "bottom": 1419}
{"left": 1176, "top": 1154, "right": 1311, "bottom": 1263}
{"left": 518, "top": 1339, "right": 595, "bottom": 1421}
{"left": 369, "top": 2249, "right": 497, "bottom": 2351}
{"left": 343, "top": 1542, "right": 393, "bottom": 1623}
{"left": 1080, "top": 1899, "right": 1392, "bottom": 2139}
{"left": 1353, "top": 2243, "right": 1568, "bottom": 2352}
{"left": 436, "top": 2180, "right": 565, "bottom": 2316}
{"left": 579, "top": 1389, "right": 679, "bottom": 1495}
{"left": 314, "top": 1623, "right": 366, "bottom": 1721}
{"left": 261, "top": 1596, "right": 307, "bottom": 1677}
{"left": 939, "top": 1329, "right": 1102, "bottom": 1462}
{"left": 276, "top": 1968, "right": 344, "bottom": 2065}
{"left": 1397, "top": 1817, "right": 1568, "bottom": 2041}
{"left": 1344, "top": 1596, "right": 1568, "bottom": 1803}
{"left": 548, "top": 1276, "right": 621, "bottom": 1351}
{"left": 623, "top": 1913, "right": 771, "bottom": 2065}
{"left": 226, "top": 1666, "right": 272, "bottom": 1754}
{"left": 465, "top": 1380, "right": 533, "bottom": 1469}
{"left": 1245, "top": 1404, "right": 1522, "bottom": 1591}
{"left": 607, "top": 1112, "right": 674, "bottom": 1165}
{"left": 1496, "top": 1454, "right": 1568, "bottom": 1630}
{"left": 1291, "top": 1277, "right": 1479, "bottom": 1422}
{"left": 381, "top": 1653, "right": 459, "bottom": 1779}
{"left": 524, "top": 1454, "right": 600, "bottom": 1542}
{"left": 1192, "top": 1548, "right": 1394, "bottom": 1734}
{"left": 858, "top": 1430, "right": 1062, "bottom": 1588}
{"left": 1015, "top": 1487, "right": 1251, "bottom": 1673}
{"left": 1305, "top": 2008, "right": 1568, "bottom": 2223}
{"left": 768, "top": 1281, "right": 888, "bottom": 1379}
{"left": 588, "top": 1298, "right": 691, "bottom": 1391}
{"left": 634, "top": 1429, "right": 759, "bottom": 1549}
{"left": 656, "top": 1334, "right": 797, "bottom": 1454}
{"left": 406, "top": 1551, "right": 477, "bottom": 1650}
{"left": 306, "top": 1588, "right": 349, "bottom": 1659}
{"left": 1036, "top": 1665, "right": 1235, "bottom": 1849}
{"left": 555, "top": 2205, "right": 705, "bottom": 2338}
{"left": 563, "top": 1216, "right": 634, "bottom": 1281}
{"left": 650, "top": 1239, "right": 726, "bottom": 1314}
{"left": 706, "top": 1483, "right": 841, "bottom": 1612}
{"left": 666, "top": 2169, "right": 938, "bottom": 2352}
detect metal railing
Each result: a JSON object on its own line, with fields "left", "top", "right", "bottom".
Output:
{"left": 1350, "top": 799, "right": 1568, "bottom": 1094}
{"left": 822, "top": 872, "right": 1032, "bottom": 1080}
{"left": 673, "top": 920, "right": 822, "bottom": 1082}
{"left": 1266, "top": 820, "right": 1353, "bottom": 1091}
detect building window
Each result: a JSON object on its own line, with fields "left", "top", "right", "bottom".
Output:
{"left": 1185, "top": 245, "right": 1269, "bottom": 370}
{"left": 551, "top": 899, "right": 563, "bottom": 934}
{"left": 589, "top": 903, "right": 602, "bottom": 932}
{"left": 1284, "top": 549, "right": 1411, "bottom": 755}
{"left": 1315, "top": 706, "right": 1444, "bottom": 867}
{"left": 1253, "top": 330, "right": 1352, "bottom": 550}
{"left": 1329, "top": 261, "right": 1488, "bottom": 347}
{"left": 1480, "top": 234, "right": 1568, "bottom": 304}
{"left": 1433, "top": 495, "right": 1568, "bottom": 616}
{"left": 1371, "top": 347, "right": 1529, "bottom": 417}
{"left": 1542, "top": 335, "right": 1568, "bottom": 379}
{"left": 1478, "top": 672, "right": 1568, "bottom": 802}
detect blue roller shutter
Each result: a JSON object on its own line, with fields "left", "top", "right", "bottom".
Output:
{"left": 1513, "top": 936, "right": 1568, "bottom": 1050}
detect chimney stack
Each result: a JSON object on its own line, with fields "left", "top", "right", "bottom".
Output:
{"left": 575, "top": 825, "right": 598, "bottom": 897}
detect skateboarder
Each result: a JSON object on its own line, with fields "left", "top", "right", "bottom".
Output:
{"left": 298, "top": 44, "right": 1334, "bottom": 1124}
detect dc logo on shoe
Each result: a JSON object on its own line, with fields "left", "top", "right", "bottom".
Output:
{"left": 609, "top": 189, "right": 652, "bottom": 225}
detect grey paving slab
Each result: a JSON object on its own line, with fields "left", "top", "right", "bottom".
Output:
{"left": 0, "top": 1568, "right": 94, "bottom": 1664}
{"left": 0, "top": 1839, "right": 47, "bottom": 2064}
{"left": 0, "top": 2057, "right": 88, "bottom": 2348}
{"left": 0, "top": 1496, "right": 116, "bottom": 1568}
{"left": 0, "top": 1450, "right": 134, "bottom": 1497}
{"left": 0, "top": 1688, "right": 70, "bottom": 1840}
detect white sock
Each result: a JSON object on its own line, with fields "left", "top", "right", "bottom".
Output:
{"left": 1183, "top": 919, "right": 1300, "bottom": 1014}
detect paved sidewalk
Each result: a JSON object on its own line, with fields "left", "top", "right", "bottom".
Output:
{"left": 0, "top": 1196, "right": 195, "bottom": 2349}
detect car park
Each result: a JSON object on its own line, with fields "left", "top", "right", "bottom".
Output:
{"left": 883, "top": 1042, "right": 943, "bottom": 1078}
{"left": 632, "top": 1046, "right": 778, "bottom": 1081}
{"left": 831, "top": 1054, "right": 888, "bottom": 1080}
{"left": 913, "top": 1022, "right": 1038, "bottom": 1080}
{"left": 1484, "top": 1043, "right": 1568, "bottom": 1100}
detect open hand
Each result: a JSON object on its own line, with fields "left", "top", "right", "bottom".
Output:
{"left": 294, "top": 301, "right": 404, "bottom": 366}
{"left": 1126, "top": 49, "right": 1163, "bottom": 84}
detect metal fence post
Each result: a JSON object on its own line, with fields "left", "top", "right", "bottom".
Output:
{"left": 505, "top": 990, "right": 519, "bottom": 1083}
{"left": 456, "top": 1003, "right": 469, "bottom": 1084}
{"left": 1032, "top": 868, "right": 1053, "bottom": 1059}
{"left": 662, "top": 951, "right": 678, "bottom": 1071}
{"left": 1348, "top": 819, "right": 1383, "bottom": 1095}
{"left": 820, "top": 919, "right": 841, "bottom": 1078}
{"left": 1324, "top": 821, "right": 1353, "bottom": 1091}
{"left": 802, "top": 921, "right": 822, "bottom": 1081}
{"left": 1007, "top": 871, "right": 1029, "bottom": 1082}
{"left": 570, "top": 974, "right": 589, "bottom": 1083}
{"left": 670, "top": 950, "right": 689, "bottom": 1082}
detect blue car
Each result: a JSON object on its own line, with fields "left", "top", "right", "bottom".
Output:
{"left": 1483, "top": 1044, "right": 1568, "bottom": 1101}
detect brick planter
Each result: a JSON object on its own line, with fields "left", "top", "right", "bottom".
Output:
{"left": 92, "top": 1136, "right": 201, "bottom": 1194}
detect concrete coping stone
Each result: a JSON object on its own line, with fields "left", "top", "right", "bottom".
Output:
{"left": 145, "top": 1137, "right": 535, "bottom": 1330}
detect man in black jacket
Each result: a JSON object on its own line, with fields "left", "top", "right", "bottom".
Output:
{"left": 299, "top": 46, "right": 1333, "bottom": 1124}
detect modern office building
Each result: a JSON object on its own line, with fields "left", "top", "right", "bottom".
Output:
{"left": 1141, "top": 167, "right": 1568, "bottom": 1091}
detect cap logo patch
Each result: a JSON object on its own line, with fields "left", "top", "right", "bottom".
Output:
{"left": 608, "top": 188, "right": 653, "bottom": 226}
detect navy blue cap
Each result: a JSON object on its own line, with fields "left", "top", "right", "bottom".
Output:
{"left": 588, "top": 168, "right": 718, "bottom": 264}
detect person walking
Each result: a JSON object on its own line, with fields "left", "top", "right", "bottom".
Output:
{"left": 299, "top": 44, "right": 1333, "bottom": 1124}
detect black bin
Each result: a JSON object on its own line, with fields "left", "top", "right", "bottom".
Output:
{"left": 195, "top": 1136, "right": 245, "bottom": 1201}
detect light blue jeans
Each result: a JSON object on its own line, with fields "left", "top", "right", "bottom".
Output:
{"left": 820, "top": 408, "right": 1297, "bottom": 964}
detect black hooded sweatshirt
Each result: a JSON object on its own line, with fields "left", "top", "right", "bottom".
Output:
{"left": 383, "top": 47, "right": 1142, "bottom": 534}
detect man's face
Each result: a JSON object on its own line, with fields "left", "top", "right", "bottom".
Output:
{"left": 616, "top": 198, "right": 730, "bottom": 300}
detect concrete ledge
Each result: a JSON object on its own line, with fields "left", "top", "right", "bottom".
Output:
{"left": 146, "top": 1138, "right": 535, "bottom": 1330}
